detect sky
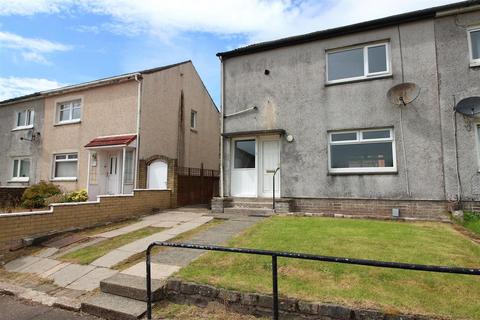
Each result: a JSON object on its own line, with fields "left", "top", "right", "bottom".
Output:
{"left": 0, "top": 0, "right": 459, "bottom": 106}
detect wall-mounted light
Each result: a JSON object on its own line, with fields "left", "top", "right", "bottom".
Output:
{"left": 286, "top": 134, "right": 294, "bottom": 143}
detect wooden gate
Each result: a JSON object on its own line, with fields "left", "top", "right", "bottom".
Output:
{"left": 177, "top": 166, "right": 219, "bottom": 207}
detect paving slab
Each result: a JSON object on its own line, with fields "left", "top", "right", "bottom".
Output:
{"left": 95, "top": 221, "right": 152, "bottom": 238}
{"left": 151, "top": 248, "right": 204, "bottom": 267}
{"left": 150, "top": 221, "right": 180, "bottom": 228}
{"left": 48, "top": 264, "right": 96, "bottom": 287}
{"left": 43, "top": 234, "right": 88, "bottom": 249}
{"left": 90, "top": 249, "right": 134, "bottom": 268}
{"left": 121, "top": 262, "right": 180, "bottom": 280}
{"left": 4, "top": 256, "right": 42, "bottom": 272}
{"left": 40, "top": 262, "right": 70, "bottom": 278}
{"left": 19, "top": 258, "right": 63, "bottom": 275}
{"left": 34, "top": 247, "right": 59, "bottom": 258}
{"left": 116, "top": 232, "right": 173, "bottom": 254}
{"left": 66, "top": 267, "right": 118, "bottom": 291}
{"left": 82, "top": 292, "right": 146, "bottom": 320}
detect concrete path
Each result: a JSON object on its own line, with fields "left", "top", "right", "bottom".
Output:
{"left": 2, "top": 210, "right": 213, "bottom": 294}
{"left": 0, "top": 294, "right": 99, "bottom": 320}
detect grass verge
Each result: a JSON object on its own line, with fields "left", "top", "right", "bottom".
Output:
{"left": 462, "top": 211, "right": 480, "bottom": 235}
{"left": 113, "top": 219, "right": 224, "bottom": 271}
{"left": 59, "top": 227, "right": 165, "bottom": 265}
{"left": 179, "top": 216, "right": 480, "bottom": 320}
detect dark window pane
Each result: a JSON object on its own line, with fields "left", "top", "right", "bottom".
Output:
{"left": 234, "top": 140, "right": 255, "bottom": 168}
{"left": 368, "top": 45, "right": 387, "bottom": 73}
{"left": 331, "top": 132, "right": 357, "bottom": 141}
{"left": 362, "top": 130, "right": 390, "bottom": 139}
{"left": 13, "top": 160, "right": 18, "bottom": 177}
{"left": 331, "top": 142, "right": 393, "bottom": 168}
{"left": 471, "top": 30, "right": 480, "bottom": 60}
{"left": 328, "top": 47, "right": 364, "bottom": 81}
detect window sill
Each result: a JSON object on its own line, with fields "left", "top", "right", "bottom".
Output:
{"left": 54, "top": 120, "right": 81, "bottom": 127}
{"left": 7, "top": 178, "right": 30, "bottom": 183}
{"left": 325, "top": 74, "right": 393, "bottom": 87}
{"left": 50, "top": 177, "right": 77, "bottom": 182}
{"left": 190, "top": 128, "right": 198, "bottom": 133}
{"left": 328, "top": 170, "right": 397, "bottom": 176}
{"left": 470, "top": 61, "right": 480, "bottom": 68}
{"left": 12, "top": 125, "right": 34, "bottom": 132}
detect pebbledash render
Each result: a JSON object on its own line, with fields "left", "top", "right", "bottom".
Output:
{"left": 213, "top": 0, "right": 480, "bottom": 219}
{"left": 0, "top": 61, "right": 220, "bottom": 200}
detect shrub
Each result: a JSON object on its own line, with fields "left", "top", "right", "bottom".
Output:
{"left": 44, "top": 193, "right": 68, "bottom": 206}
{"left": 21, "top": 181, "right": 61, "bottom": 208}
{"left": 65, "top": 189, "right": 88, "bottom": 203}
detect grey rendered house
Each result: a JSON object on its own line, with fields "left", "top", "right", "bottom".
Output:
{"left": 0, "top": 95, "right": 44, "bottom": 187}
{"left": 214, "top": 0, "right": 480, "bottom": 218}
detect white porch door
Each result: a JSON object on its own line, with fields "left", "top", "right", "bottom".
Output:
{"left": 147, "top": 160, "right": 168, "bottom": 189}
{"left": 107, "top": 153, "right": 119, "bottom": 194}
{"left": 260, "top": 139, "right": 280, "bottom": 197}
{"left": 231, "top": 139, "right": 257, "bottom": 197}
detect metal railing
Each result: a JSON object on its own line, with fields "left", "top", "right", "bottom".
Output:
{"left": 146, "top": 242, "right": 480, "bottom": 320}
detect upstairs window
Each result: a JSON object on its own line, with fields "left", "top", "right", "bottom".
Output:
{"left": 326, "top": 42, "right": 390, "bottom": 84}
{"left": 57, "top": 99, "right": 81, "bottom": 124}
{"left": 15, "top": 109, "right": 34, "bottom": 129}
{"left": 12, "top": 158, "right": 30, "bottom": 181}
{"left": 190, "top": 110, "right": 197, "bottom": 129}
{"left": 468, "top": 27, "right": 480, "bottom": 66}
{"left": 328, "top": 128, "right": 396, "bottom": 174}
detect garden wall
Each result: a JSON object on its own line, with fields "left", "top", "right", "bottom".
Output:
{"left": 0, "top": 189, "right": 171, "bottom": 253}
{"left": 0, "top": 187, "right": 26, "bottom": 207}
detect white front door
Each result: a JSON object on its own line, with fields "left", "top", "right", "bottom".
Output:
{"left": 231, "top": 139, "right": 257, "bottom": 197}
{"left": 107, "top": 153, "right": 119, "bottom": 194}
{"left": 260, "top": 139, "right": 280, "bottom": 197}
{"left": 147, "top": 160, "right": 168, "bottom": 189}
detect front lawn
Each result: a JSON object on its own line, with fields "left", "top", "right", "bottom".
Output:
{"left": 462, "top": 212, "right": 480, "bottom": 235}
{"left": 179, "top": 217, "right": 480, "bottom": 319}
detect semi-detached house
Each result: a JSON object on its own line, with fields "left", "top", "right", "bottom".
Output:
{"left": 213, "top": 0, "right": 480, "bottom": 218}
{"left": 0, "top": 61, "right": 220, "bottom": 201}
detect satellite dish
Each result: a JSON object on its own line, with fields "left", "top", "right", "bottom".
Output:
{"left": 454, "top": 97, "right": 480, "bottom": 117}
{"left": 387, "top": 82, "right": 421, "bottom": 106}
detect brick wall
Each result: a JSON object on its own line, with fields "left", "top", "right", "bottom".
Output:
{"left": 138, "top": 156, "right": 177, "bottom": 207}
{"left": 0, "top": 187, "right": 26, "bottom": 207}
{"left": 0, "top": 189, "right": 171, "bottom": 253}
{"left": 292, "top": 198, "right": 449, "bottom": 220}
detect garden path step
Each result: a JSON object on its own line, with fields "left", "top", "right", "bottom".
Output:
{"left": 100, "top": 273, "right": 165, "bottom": 301}
{"left": 223, "top": 207, "right": 274, "bottom": 216}
{"left": 81, "top": 292, "right": 146, "bottom": 320}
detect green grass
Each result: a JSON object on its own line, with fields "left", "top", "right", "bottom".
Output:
{"left": 59, "top": 227, "right": 165, "bottom": 265}
{"left": 462, "top": 212, "right": 480, "bottom": 235}
{"left": 179, "top": 217, "right": 480, "bottom": 319}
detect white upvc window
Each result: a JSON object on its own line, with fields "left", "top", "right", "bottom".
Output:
{"left": 328, "top": 128, "right": 396, "bottom": 174}
{"left": 11, "top": 158, "right": 30, "bottom": 182}
{"left": 190, "top": 110, "right": 197, "bottom": 129}
{"left": 14, "top": 109, "right": 34, "bottom": 129}
{"left": 56, "top": 99, "right": 81, "bottom": 124}
{"left": 326, "top": 42, "right": 391, "bottom": 84}
{"left": 53, "top": 153, "right": 78, "bottom": 180}
{"left": 124, "top": 150, "right": 135, "bottom": 184}
{"left": 468, "top": 26, "right": 480, "bottom": 67}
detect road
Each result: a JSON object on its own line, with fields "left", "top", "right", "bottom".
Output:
{"left": 0, "top": 294, "right": 99, "bottom": 320}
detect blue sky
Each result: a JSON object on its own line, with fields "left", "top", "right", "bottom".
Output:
{"left": 0, "top": 0, "right": 457, "bottom": 106}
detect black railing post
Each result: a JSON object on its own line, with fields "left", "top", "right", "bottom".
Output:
{"left": 146, "top": 244, "right": 154, "bottom": 320}
{"left": 272, "top": 254, "right": 279, "bottom": 320}
{"left": 272, "top": 167, "right": 280, "bottom": 212}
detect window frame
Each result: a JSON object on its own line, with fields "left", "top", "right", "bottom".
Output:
{"left": 328, "top": 128, "right": 397, "bottom": 174}
{"left": 190, "top": 110, "right": 197, "bottom": 129}
{"left": 232, "top": 138, "right": 257, "bottom": 170}
{"left": 14, "top": 109, "right": 34, "bottom": 130}
{"left": 56, "top": 99, "right": 82, "bottom": 125}
{"left": 468, "top": 26, "right": 480, "bottom": 67}
{"left": 326, "top": 42, "right": 391, "bottom": 84}
{"left": 52, "top": 153, "right": 78, "bottom": 181}
{"left": 11, "top": 157, "right": 31, "bottom": 182}
{"left": 124, "top": 150, "right": 135, "bottom": 185}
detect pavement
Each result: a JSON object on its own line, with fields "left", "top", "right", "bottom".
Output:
{"left": 0, "top": 294, "right": 99, "bottom": 320}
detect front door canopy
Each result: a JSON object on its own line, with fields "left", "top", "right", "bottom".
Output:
{"left": 85, "top": 134, "right": 137, "bottom": 149}
{"left": 222, "top": 129, "right": 285, "bottom": 139}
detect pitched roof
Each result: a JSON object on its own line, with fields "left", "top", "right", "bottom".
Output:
{"left": 217, "top": 0, "right": 480, "bottom": 59}
{"left": 84, "top": 134, "right": 137, "bottom": 148}
{"left": 0, "top": 60, "right": 191, "bottom": 106}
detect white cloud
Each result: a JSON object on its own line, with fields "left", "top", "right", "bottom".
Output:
{"left": 0, "top": 77, "right": 65, "bottom": 101}
{"left": 0, "top": 31, "right": 72, "bottom": 64}
{"left": 0, "top": 0, "right": 458, "bottom": 43}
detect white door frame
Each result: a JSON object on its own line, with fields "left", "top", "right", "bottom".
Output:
{"left": 230, "top": 135, "right": 281, "bottom": 198}
{"left": 258, "top": 136, "right": 281, "bottom": 198}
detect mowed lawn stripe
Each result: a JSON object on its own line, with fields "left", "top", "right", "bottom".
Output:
{"left": 179, "top": 217, "right": 480, "bottom": 319}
